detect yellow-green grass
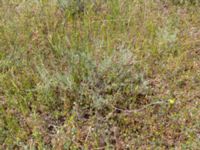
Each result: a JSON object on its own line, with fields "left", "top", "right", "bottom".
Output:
{"left": 0, "top": 0, "right": 200, "bottom": 149}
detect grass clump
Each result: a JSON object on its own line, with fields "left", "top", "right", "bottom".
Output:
{"left": 0, "top": 0, "right": 200, "bottom": 149}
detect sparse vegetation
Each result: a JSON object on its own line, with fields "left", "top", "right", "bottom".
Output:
{"left": 0, "top": 0, "right": 200, "bottom": 149}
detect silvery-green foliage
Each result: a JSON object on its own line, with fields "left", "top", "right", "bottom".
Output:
{"left": 38, "top": 47, "right": 149, "bottom": 111}
{"left": 157, "top": 27, "right": 178, "bottom": 44}
{"left": 65, "top": 49, "right": 149, "bottom": 110}
{"left": 58, "top": 0, "right": 85, "bottom": 14}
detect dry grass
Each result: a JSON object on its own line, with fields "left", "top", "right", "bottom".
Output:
{"left": 0, "top": 0, "right": 200, "bottom": 149}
